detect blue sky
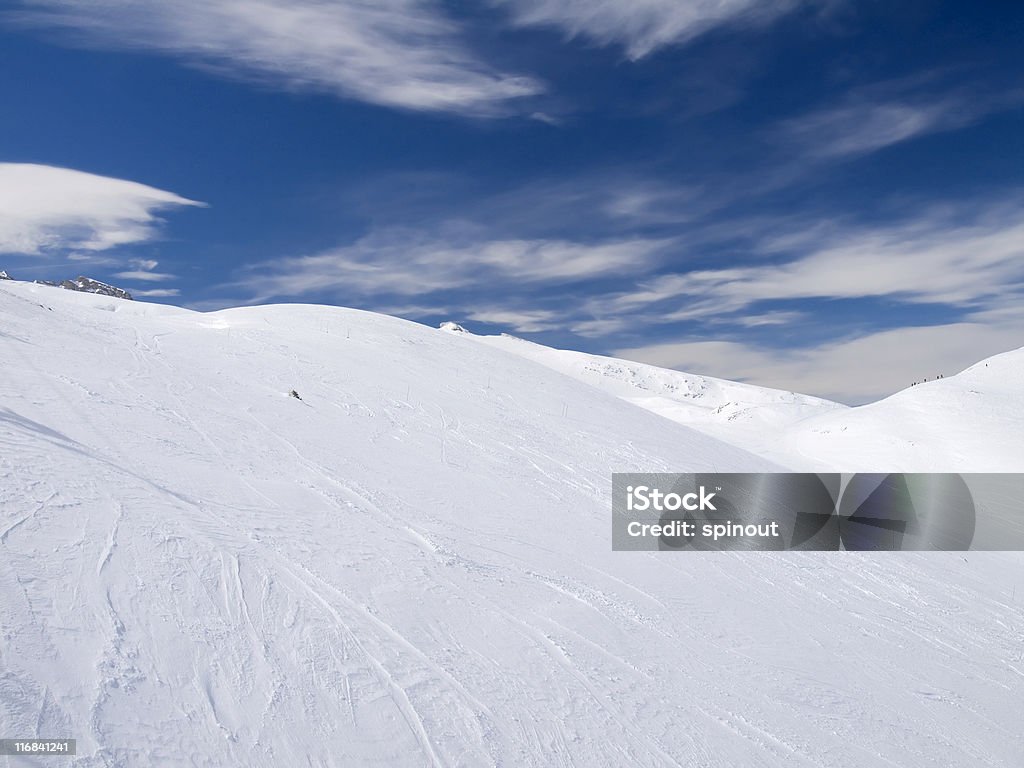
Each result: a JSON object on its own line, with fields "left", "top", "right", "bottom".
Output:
{"left": 0, "top": 0, "right": 1021, "bottom": 403}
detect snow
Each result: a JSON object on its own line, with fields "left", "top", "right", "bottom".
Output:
{"left": 2, "top": 281, "right": 1023, "bottom": 767}
{"left": 782, "top": 351, "right": 1024, "bottom": 471}
{"left": 466, "top": 332, "right": 846, "bottom": 464}
{"left": 466, "top": 330, "right": 1024, "bottom": 472}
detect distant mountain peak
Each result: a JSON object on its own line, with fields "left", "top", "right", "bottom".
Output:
{"left": 39, "top": 275, "right": 133, "bottom": 300}
{"left": 62, "top": 276, "right": 133, "bottom": 300}
{"left": 439, "top": 321, "right": 468, "bottom": 333}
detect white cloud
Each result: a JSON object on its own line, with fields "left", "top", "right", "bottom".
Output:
{"left": 719, "top": 310, "right": 806, "bottom": 327}
{"left": 114, "top": 258, "right": 177, "bottom": 282}
{"left": 569, "top": 317, "right": 633, "bottom": 337}
{"left": 784, "top": 100, "right": 953, "bottom": 158}
{"left": 599, "top": 182, "right": 704, "bottom": 224}
{"left": 113, "top": 270, "right": 177, "bottom": 282}
{"left": 777, "top": 83, "right": 1024, "bottom": 159}
{"left": 496, "top": 0, "right": 804, "bottom": 59}
{"left": 614, "top": 323, "right": 1024, "bottom": 404}
{"left": 66, "top": 252, "right": 119, "bottom": 265}
{"left": 133, "top": 288, "right": 181, "bottom": 298}
{"left": 13, "top": 0, "right": 542, "bottom": 115}
{"left": 0, "top": 163, "right": 202, "bottom": 255}
{"left": 466, "top": 308, "right": 561, "bottom": 332}
{"left": 236, "top": 231, "right": 671, "bottom": 301}
{"left": 599, "top": 202, "right": 1024, "bottom": 320}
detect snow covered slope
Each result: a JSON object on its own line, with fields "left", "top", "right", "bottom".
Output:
{"left": 462, "top": 330, "right": 1024, "bottom": 473}
{"left": 2, "top": 282, "right": 1023, "bottom": 767}
{"left": 463, "top": 332, "right": 845, "bottom": 462}
{"left": 782, "top": 347, "right": 1024, "bottom": 471}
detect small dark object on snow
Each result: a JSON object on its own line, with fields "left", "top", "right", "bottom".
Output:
{"left": 289, "top": 389, "right": 302, "bottom": 400}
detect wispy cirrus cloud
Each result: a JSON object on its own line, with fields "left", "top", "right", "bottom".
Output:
{"left": 463, "top": 308, "right": 562, "bottom": 332}
{"left": 597, "top": 201, "right": 1024, "bottom": 322}
{"left": 114, "top": 259, "right": 177, "bottom": 283}
{"left": 235, "top": 230, "right": 672, "bottom": 302}
{"left": 777, "top": 80, "right": 1024, "bottom": 159}
{"left": 133, "top": 288, "right": 181, "bottom": 298}
{"left": 495, "top": 0, "right": 809, "bottom": 59}
{"left": 11, "top": 0, "right": 542, "bottom": 116}
{"left": 113, "top": 271, "right": 175, "bottom": 282}
{"left": 0, "top": 163, "right": 202, "bottom": 256}
{"left": 333, "top": 169, "right": 712, "bottom": 245}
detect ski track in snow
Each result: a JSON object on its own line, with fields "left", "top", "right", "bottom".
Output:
{"left": 1, "top": 282, "right": 1022, "bottom": 767}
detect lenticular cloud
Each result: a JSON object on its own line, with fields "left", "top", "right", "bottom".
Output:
{"left": 0, "top": 163, "right": 202, "bottom": 255}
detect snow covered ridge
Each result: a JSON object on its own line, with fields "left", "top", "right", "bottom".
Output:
{"left": 446, "top": 324, "right": 1024, "bottom": 472}
{"left": 786, "top": 345, "right": 1024, "bottom": 471}
{"left": 467, "top": 328, "right": 843, "bottom": 427}
{"left": 0, "top": 270, "right": 132, "bottom": 299}
{"left": 2, "top": 282, "right": 1023, "bottom": 766}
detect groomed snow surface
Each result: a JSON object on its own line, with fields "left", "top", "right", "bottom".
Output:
{"left": 1, "top": 281, "right": 1022, "bottom": 767}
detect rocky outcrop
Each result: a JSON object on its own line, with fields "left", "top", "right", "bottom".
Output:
{"left": 28, "top": 275, "right": 134, "bottom": 300}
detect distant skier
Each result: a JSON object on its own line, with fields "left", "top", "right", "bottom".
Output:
{"left": 289, "top": 389, "right": 302, "bottom": 401}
